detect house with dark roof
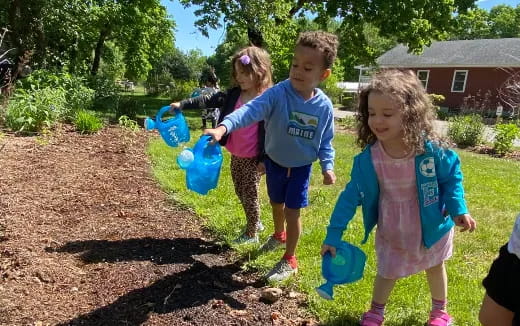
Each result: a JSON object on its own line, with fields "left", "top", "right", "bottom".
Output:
{"left": 375, "top": 38, "right": 520, "bottom": 112}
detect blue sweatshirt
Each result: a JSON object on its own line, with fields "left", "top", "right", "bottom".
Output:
{"left": 324, "top": 141, "right": 469, "bottom": 249}
{"left": 219, "top": 79, "right": 335, "bottom": 171}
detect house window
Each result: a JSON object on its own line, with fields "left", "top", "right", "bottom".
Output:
{"left": 451, "top": 70, "right": 468, "bottom": 93}
{"left": 417, "top": 70, "right": 429, "bottom": 89}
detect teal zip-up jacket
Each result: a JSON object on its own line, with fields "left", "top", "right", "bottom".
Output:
{"left": 324, "top": 141, "right": 469, "bottom": 249}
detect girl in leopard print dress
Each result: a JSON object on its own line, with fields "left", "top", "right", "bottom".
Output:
{"left": 170, "top": 46, "right": 273, "bottom": 243}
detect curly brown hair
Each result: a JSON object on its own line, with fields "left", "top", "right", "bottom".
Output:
{"left": 296, "top": 31, "right": 338, "bottom": 69}
{"left": 356, "top": 69, "right": 439, "bottom": 153}
{"left": 231, "top": 46, "right": 273, "bottom": 92}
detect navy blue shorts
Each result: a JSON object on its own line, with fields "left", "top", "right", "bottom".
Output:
{"left": 482, "top": 243, "right": 520, "bottom": 316}
{"left": 264, "top": 156, "right": 312, "bottom": 209}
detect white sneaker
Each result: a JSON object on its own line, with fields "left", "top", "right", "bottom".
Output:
{"left": 232, "top": 233, "right": 259, "bottom": 244}
{"left": 265, "top": 259, "right": 297, "bottom": 282}
{"left": 259, "top": 235, "right": 285, "bottom": 252}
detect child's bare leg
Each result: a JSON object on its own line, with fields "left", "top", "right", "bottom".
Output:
{"left": 271, "top": 201, "right": 285, "bottom": 234}
{"left": 479, "top": 293, "right": 514, "bottom": 326}
{"left": 372, "top": 274, "right": 397, "bottom": 304}
{"left": 284, "top": 207, "right": 301, "bottom": 256}
{"left": 425, "top": 262, "right": 447, "bottom": 302}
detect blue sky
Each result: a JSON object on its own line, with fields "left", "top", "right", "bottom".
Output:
{"left": 162, "top": 0, "right": 520, "bottom": 57}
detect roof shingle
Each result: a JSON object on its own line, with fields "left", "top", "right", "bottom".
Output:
{"left": 377, "top": 38, "right": 520, "bottom": 67}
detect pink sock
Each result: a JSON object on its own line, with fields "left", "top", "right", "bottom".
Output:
{"left": 370, "top": 301, "right": 386, "bottom": 317}
{"left": 432, "top": 298, "right": 447, "bottom": 311}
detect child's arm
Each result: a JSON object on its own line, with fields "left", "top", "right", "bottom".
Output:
{"left": 169, "top": 91, "right": 225, "bottom": 113}
{"left": 219, "top": 89, "right": 273, "bottom": 134}
{"left": 437, "top": 148, "right": 476, "bottom": 231}
{"left": 318, "top": 111, "right": 336, "bottom": 185}
{"left": 323, "top": 174, "right": 362, "bottom": 248}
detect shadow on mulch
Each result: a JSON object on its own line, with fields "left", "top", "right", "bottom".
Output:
{"left": 47, "top": 237, "right": 262, "bottom": 325}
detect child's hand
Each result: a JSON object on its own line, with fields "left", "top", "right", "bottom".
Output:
{"left": 321, "top": 244, "right": 337, "bottom": 257}
{"left": 453, "top": 214, "right": 476, "bottom": 232}
{"left": 322, "top": 170, "right": 336, "bottom": 185}
{"left": 169, "top": 102, "right": 181, "bottom": 113}
{"left": 203, "top": 125, "right": 227, "bottom": 143}
{"left": 257, "top": 161, "right": 266, "bottom": 175}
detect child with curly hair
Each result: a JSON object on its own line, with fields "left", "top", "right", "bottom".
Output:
{"left": 321, "top": 69, "right": 476, "bottom": 326}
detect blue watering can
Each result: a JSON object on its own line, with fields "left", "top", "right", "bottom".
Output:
{"left": 176, "top": 135, "right": 223, "bottom": 195}
{"left": 316, "top": 241, "right": 367, "bottom": 300}
{"left": 145, "top": 106, "right": 190, "bottom": 147}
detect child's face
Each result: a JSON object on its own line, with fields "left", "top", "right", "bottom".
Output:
{"left": 234, "top": 61, "right": 257, "bottom": 92}
{"left": 367, "top": 91, "right": 405, "bottom": 146}
{"left": 289, "top": 45, "right": 330, "bottom": 98}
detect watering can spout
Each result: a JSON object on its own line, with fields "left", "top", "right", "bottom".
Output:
{"left": 144, "top": 117, "right": 155, "bottom": 130}
{"left": 316, "top": 282, "right": 334, "bottom": 300}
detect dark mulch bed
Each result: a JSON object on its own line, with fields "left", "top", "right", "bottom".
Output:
{"left": 0, "top": 126, "right": 316, "bottom": 326}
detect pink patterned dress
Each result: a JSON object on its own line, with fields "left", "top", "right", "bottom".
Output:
{"left": 371, "top": 141, "right": 453, "bottom": 279}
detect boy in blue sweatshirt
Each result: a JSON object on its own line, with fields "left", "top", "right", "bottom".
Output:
{"left": 204, "top": 31, "right": 338, "bottom": 281}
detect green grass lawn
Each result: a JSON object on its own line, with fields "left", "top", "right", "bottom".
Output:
{"left": 145, "top": 99, "right": 520, "bottom": 325}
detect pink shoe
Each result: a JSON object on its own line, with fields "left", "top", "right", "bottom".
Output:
{"left": 360, "top": 311, "right": 384, "bottom": 326}
{"left": 428, "top": 309, "right": 453, "bottom": 326}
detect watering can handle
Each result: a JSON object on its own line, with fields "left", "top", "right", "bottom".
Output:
{"left": 193, "top": 135, "right": 212, "bottom": 152}
{"left": 155, "top": 105, "right": 179, "bottom": 125}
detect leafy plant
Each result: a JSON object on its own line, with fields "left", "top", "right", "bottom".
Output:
{"left": 448, "top": 114, "right": 485, "bottom": 148}
{"left": 337, "top": 116, "right": 357, "bottom": 130}
{"left": 428, "top": 93, "right": 446, "bottom": 105}
{"left": 74, "top": 110, "right": 104, "bottom": 134}
{"left": 168, "top": 79, "right": 199, "bottom": 101}
{"left": 5, "top": 87, "right": 67, "bottom": 133}
{"left": 118, "top": 115, "right": 140, "bottom": 132}
{"left": 493, "top": 123, "right": 520, "bottom": 156}
{"left": 16, "top": 69, "right": 95, "bottom": 120}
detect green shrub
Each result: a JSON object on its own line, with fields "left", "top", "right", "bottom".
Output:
{"left": 493, "top": 123, "right": 520, "bottom": 156}
{"left": 337, "top": 116, "right": 357, "bottom": 130}
{"left": 168, "top": 79, "right": 199, "bottom": 101}
{"left": 87, "top": 74, "right": 121, "bottom": 111}
{"left": 341, "top": 93, "right": 358, "bottom": 110}
{"left": 448, "top": 114, "right": 485, "bottom": 148}
{"left": 118, "top": 115, "right": 140, "bottom": 132}
{"left": 428, "top": 93, "right": 445, "bottom": 105}
{"left": 17, "top": 69, "right": 95, "bottom": 120}
{"left": 74, "top": 110, "right": 104, "bottom": 134}
{"left": 5, "top": 87, "right": 67, "bottom": 133}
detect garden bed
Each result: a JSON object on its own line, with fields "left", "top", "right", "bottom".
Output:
{"left": 0, "top": 126, "right": 314, "bottom": 325}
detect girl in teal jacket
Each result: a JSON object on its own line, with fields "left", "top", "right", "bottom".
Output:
{"left": 321, "top": 70, "right": 476, "bottom": 326}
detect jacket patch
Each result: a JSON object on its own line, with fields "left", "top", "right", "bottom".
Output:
{"left": 287, "top": 111, "right": 317, "bottom": 140}
{"left": 421, "top": 181, "right": 439, "bottom": 206}
{"left": 419, "top": 157, "right": 436, "bottom": 177}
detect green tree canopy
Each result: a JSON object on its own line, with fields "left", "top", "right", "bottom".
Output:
{"left": 178, "top": 0, "right": 476, "bottom": 55}
{"left": 450, "top": 4, "right": 520, "bottom": 39}
{"left": 0, "top": 0, "right": 175, "bottom": 80}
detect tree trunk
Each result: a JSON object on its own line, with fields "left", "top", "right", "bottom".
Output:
{"left": 91, "top": 28, "right": 110, "bottom": 76}
{"left": 7, "top": 0, "right": 22, "bottom": 79}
